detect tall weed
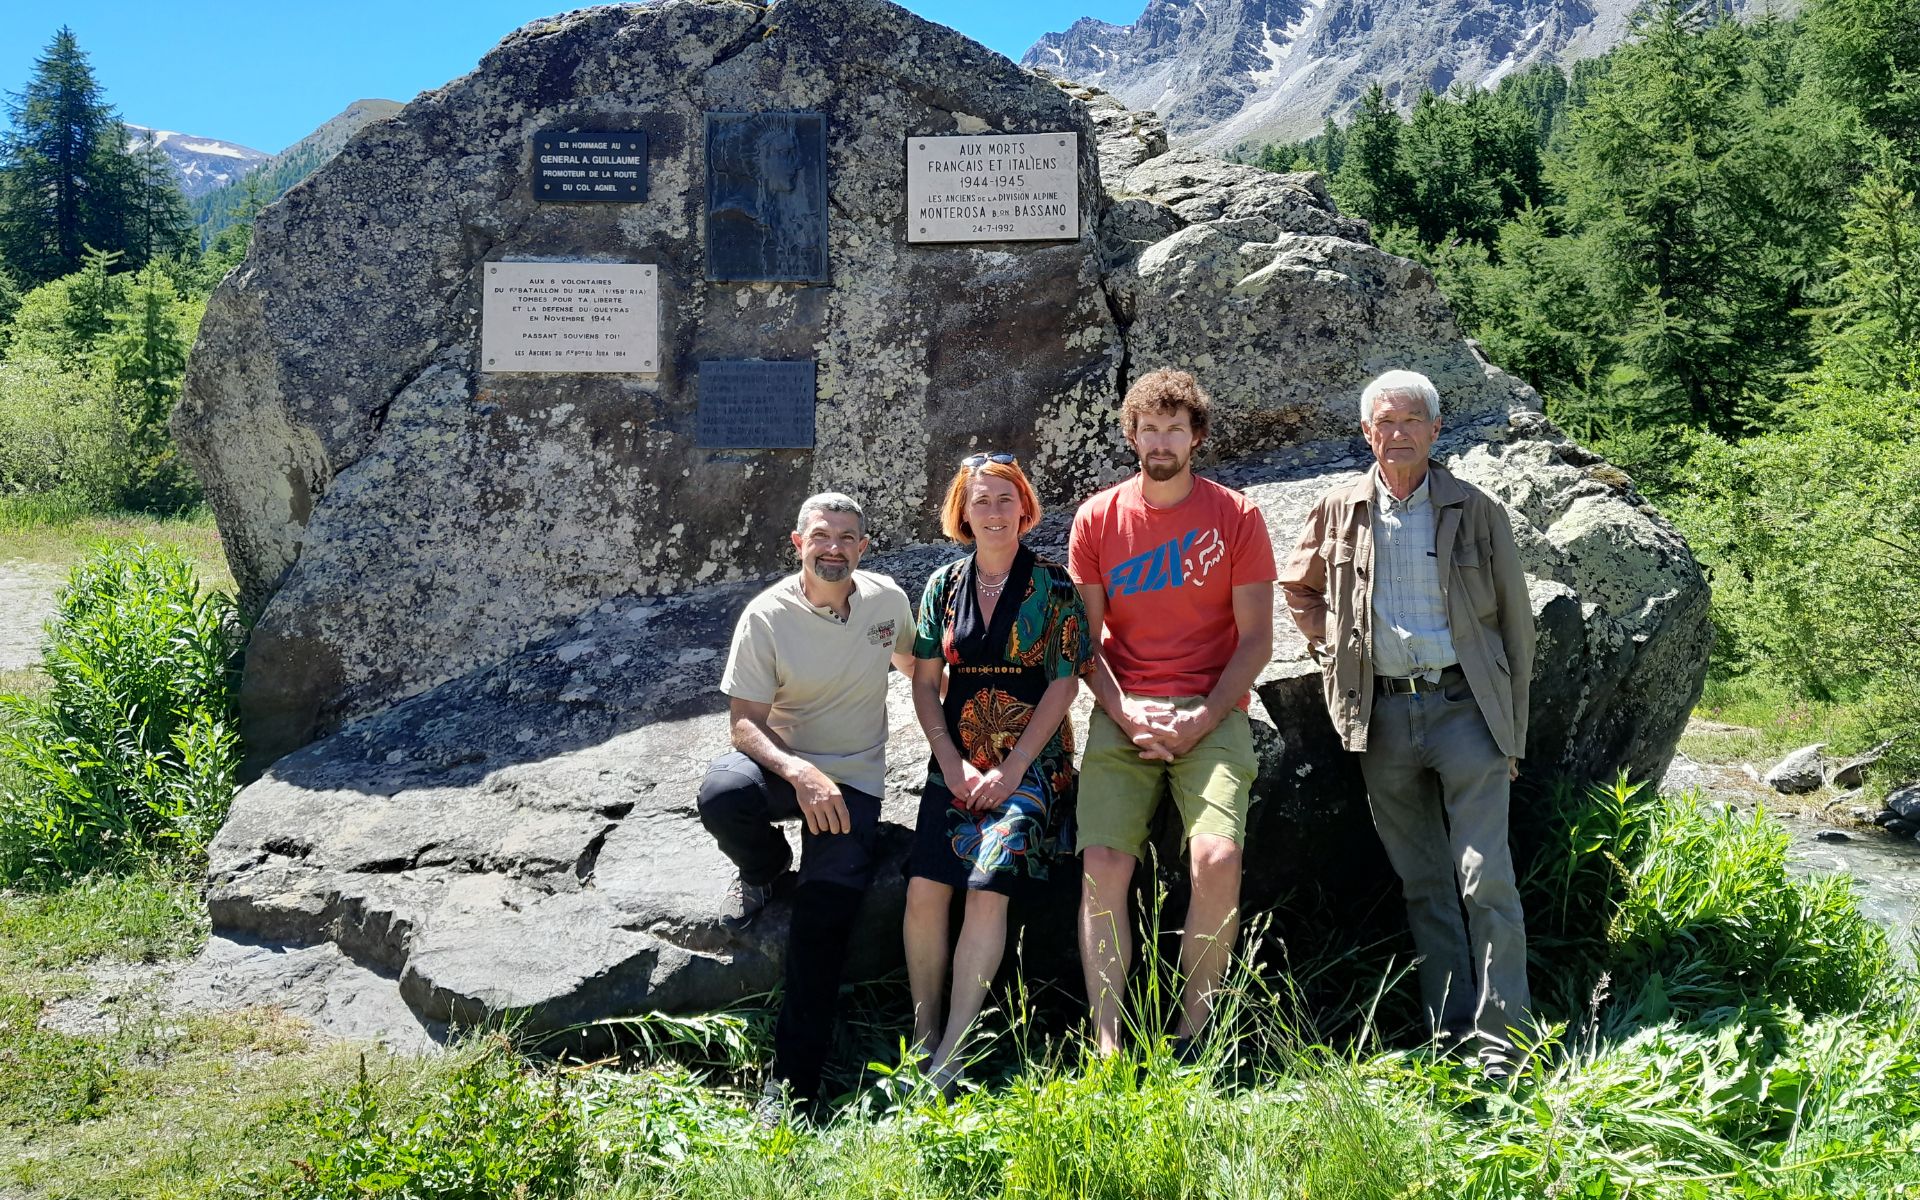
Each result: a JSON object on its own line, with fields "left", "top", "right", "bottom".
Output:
{"left": 1522, "top": 776, "right": 1890, "bottom": 1027}
{"left": 281, "top": 1046, "right": 585, "bottom": 1200}
{"left": 0, "top": 540, "right": 242, "bottom": 884}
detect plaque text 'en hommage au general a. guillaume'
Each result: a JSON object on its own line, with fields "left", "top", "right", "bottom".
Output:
{"left": 534, "top": 130, "right": 648, "bottom": 201}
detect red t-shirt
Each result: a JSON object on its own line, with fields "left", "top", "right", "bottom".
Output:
{"left": 1068, "top": 474, "right": 1276, "bottom": 705}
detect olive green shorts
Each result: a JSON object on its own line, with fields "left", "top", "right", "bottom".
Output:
{"left": 1075, "top": 699, "right": 1258, "bottom": 858}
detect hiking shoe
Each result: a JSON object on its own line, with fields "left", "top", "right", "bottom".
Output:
{"left": 724, "top": 867, "right": 796, "bottom": 931}
{"left": 751, "top": 1080, "right": 794, "bottom": 1130}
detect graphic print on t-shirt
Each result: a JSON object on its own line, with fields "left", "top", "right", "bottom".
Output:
{"left": 1108, "top": 527, "right": 1228, "bottom": 596}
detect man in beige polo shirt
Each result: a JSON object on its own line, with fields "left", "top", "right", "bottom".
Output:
{"left": 697, "top": 491, "right": 914, "bottom": 1109}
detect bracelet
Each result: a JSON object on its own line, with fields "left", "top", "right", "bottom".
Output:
{"left": 926, "top": 726, "right": 951, "bottom": 742}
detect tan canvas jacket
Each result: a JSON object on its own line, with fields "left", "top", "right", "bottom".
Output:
{"left": 1279, "top": 461, "right": 1534, "bottom": 758}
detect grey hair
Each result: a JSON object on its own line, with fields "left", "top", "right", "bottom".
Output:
{"left": 1359, "top": 370, "right": 1441, "bottom": 424}
{"left": 794, "top": 491, "right": 866, "bottom": 535}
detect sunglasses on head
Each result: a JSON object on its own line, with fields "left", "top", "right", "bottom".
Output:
{"left": 960, "top": 452, "right": 1018, "bottom": 468}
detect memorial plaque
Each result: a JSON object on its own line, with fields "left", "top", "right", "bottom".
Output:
{"left": 907, "top": 132, "right": 1079, "bottom": 243}
{"left": 533, "top": 130, "right": 648, "bottom": 201}
{"left": 705, "top": 113, "right": 828, "bottom": 283}
{"left": 481, "top": 262, "right": 659, "bottom": 373}
{"left": 696, "top": 360, "right": 816, "bottom": 448}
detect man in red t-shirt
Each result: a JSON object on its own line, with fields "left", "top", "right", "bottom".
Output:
{"left": 1068, "top": 368, "right": 1276, "bottom": 1057}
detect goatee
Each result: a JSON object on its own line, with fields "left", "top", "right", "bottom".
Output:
{"left": 1144, "top": 458, "right": 1185, "bottom": 482}
{"left": 813, "top": 561, "right": 851, "bottom": 582}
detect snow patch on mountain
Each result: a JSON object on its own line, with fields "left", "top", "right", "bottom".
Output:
{"left": 125, "top": 124, "right": 269, "bottom": 199}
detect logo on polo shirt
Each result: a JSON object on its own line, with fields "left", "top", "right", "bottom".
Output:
{"left": 867, "top": 619, "right": 896, "bottom": 646}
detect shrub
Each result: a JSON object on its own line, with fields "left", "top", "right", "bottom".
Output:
{"left": 0, "top": 357, "right": 134, "bottom": 512}
{"left": 0, "top": 540, "right": 242, "bottom": 884}
{"left": 1523, "top": 776, "right": 1892, "bottom": 1028}
{"left": 1672, "top": 372, "right": 1920, "bottom": 776}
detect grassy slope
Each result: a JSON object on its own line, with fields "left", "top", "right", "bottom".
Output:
{"left": 0, "top": 796, "right": 1915, "bottom": 1199}
{"left": 0, "top": 503, "right": 234, "bottom": 596}
{"left": 0, "top": 872, "right": 476, "bottom": 1199}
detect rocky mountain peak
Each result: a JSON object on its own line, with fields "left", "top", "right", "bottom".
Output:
{"left": 1022, "top": 0, "right": 1776, "bottom": 149}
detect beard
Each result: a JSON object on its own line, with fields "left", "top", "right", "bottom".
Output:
{"left": 811, "top": 559, "right": 852, "bottom": 583}
{"left": 1143, "top": 453, "right": 1187, "bottom": 482}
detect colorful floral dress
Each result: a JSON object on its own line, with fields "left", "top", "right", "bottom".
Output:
{"left": 907, "top": 546, "right": 1091, "bottom": 893}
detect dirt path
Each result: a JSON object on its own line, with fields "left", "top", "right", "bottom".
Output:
{"left": 0, "top": 558, "right": 61, "bottom": 672}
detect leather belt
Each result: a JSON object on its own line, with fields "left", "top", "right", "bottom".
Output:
{"left": 1376, "top": 665, "right": 1464, "bottom": 695}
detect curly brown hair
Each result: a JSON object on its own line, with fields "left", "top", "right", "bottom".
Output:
{"left": 1121, "top": 368, "right": 1212, "bottom": 442}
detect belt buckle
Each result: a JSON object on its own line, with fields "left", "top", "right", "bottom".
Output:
{"left": 1382, "top": 675, "right": 1417, "bottom": 695}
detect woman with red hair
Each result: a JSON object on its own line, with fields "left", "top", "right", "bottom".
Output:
{"left": 905, "top": 452, "right": 1090, "bottom": 1092}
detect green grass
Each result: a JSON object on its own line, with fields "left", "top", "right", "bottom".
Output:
{"left": 1682, "top": 675, "right": 1881, "bottom": 769}
{"left": 0, "top": 867, "right": 494, "bottom": 1199}
{"left": 0, "top": 498, "right": 233, "bottom": 594}
{"left": 5, "top": 780, "right": 1913, "bottom": 1200}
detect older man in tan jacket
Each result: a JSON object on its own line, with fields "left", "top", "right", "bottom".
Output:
{"left": 1281, "top": 369, "right": 1534, "bottom": 1072}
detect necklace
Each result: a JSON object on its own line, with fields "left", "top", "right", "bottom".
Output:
{"left": 975, "top": 561, "right": 1012, "bottom": 602}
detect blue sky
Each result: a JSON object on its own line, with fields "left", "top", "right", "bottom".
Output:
{"left": 1, "top": 1, "right": 1144, "bottom": 155}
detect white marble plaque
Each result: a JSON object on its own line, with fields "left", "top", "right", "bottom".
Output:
{"left": 906, "top": 132, "right": 1079, "bottom": 243}
{"left": 481, "top": 261, "right": 659, "bottom": 373}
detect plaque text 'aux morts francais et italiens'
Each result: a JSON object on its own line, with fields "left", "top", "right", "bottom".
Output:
{"left": 906, "top": 133, "right": 1079, "bottom": 243}
{"left": 481, "top": 262, "right": 660, "bottom": 373}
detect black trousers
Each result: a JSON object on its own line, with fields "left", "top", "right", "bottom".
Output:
{"left": 697, "top": 750, "right": 881, "bottom": 1100}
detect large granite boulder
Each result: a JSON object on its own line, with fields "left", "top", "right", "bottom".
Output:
{"left": 206, "top": 424, "right": 1709, "bottom": 1036}
{"left": 187, "top": 0, "right": 1711, "bottom": 1033}
{"left": 178, "top": 0, "right": 1125, "bottom": 771}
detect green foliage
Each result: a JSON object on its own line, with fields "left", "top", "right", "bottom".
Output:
{"left": 0, "top": 250, "right": 205, "bottom": 513}
{"left": 119, "top": 129, "right": 195, "bottom": 267}
{"left": 0, "top": 357, "right": 133, "bottom": 510}
{"left": 1330, "top": 85, "right": 1413, "bottom": 230}
{"left": 1802, "top": 0, "right": 1920, "bottom": 157}
{"left": 1810, "top": 156, "right": 1920, "bottom": 389}
{"left": 0, "top": 261, "right": 20, "bottom": 350}
{"left": 196, "top": 174, "right": 262, "bottom": 284}
{"left": 1673, "top": 373, "right": 1920, "bottom": 777}
{"left": 0, "top": 540, "right": 242, "bottom": 884}
{"left": 1608, "top": 792, "right": 1890, "bottom": 1020}
{"left": 1521, "top": 776, "right": 1891, "bottom": 1027}
{"left": 6, "top": 245, "right": 127, "bottom": 366}
{"left": 104, "top": 266, "right": 200, "bottom": 511}
{"left": 1401, "top": 87, "right": 1547, "bottom": 247}
{"left": 1557, "top": 0, "right": 1843, "bottom": 436}
{"left": 283, "top": 1048, "right": 585, "bottom": 1200}
{"left": 1250, "top": 0, "right": 1891, "bottom": 456}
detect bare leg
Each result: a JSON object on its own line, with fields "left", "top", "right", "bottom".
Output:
{"left": 903, "top": 875, "right": 953, "bottom": 1052}
{"left": 1175, "top": 834, "right": 1242, "bottom": 1040}
{"left": 927, "top": 889, "right": 1011, "bottom": 1080}
{"left": 1079, "top": 846, "right": 1138, "bottom": 1056}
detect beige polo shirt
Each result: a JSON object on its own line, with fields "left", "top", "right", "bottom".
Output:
{"left": 719, "top": 569, "right": 914, "bottom": 797}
